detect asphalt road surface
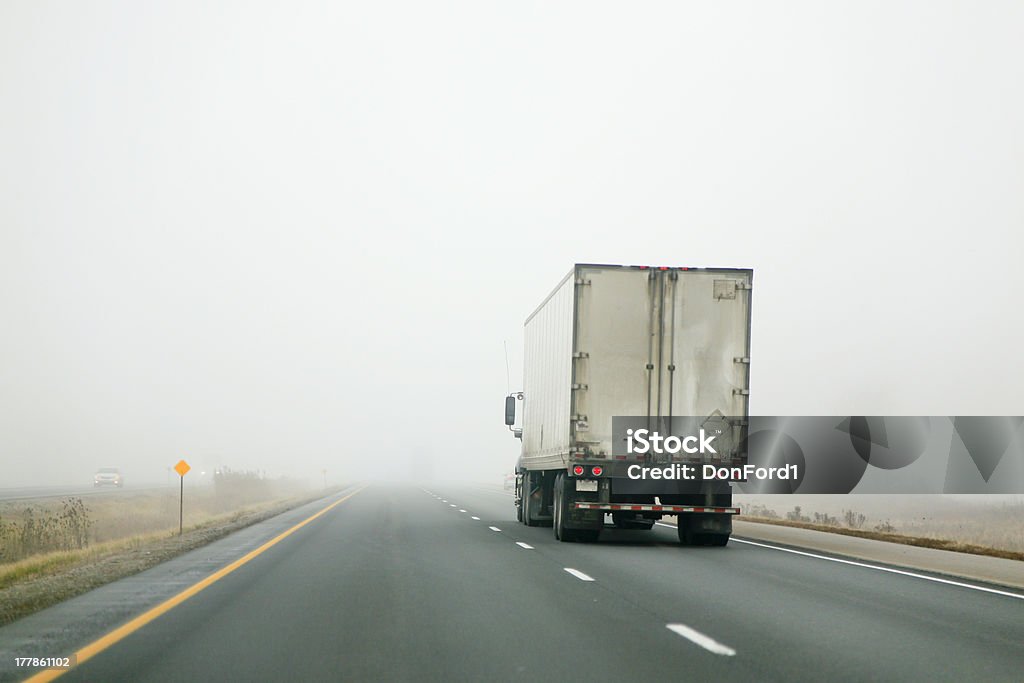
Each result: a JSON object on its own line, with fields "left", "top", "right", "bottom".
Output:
{"left": 4, "top": 484, "right": 1023, "bottom": 682}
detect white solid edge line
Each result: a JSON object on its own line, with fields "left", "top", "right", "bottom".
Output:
{"left": 666, "top": 623, "right": 736, "bottom": 656}
{"left": 730, "top": 538, "right": 1024, "bottom": 601}
{"left": 516, "top": 542, "right": 534, "bottom": 549}
{"left": 654, "top": 522, "right": 1024, "bottom": 602}
{"left": 471, "top": 516, "right": 480, "bottom": 520}
{"left": 489, "top": 526, "right": 501, "bottom": 532}
{"left": 564, "top": 568, "right": 595, "bottom": 582}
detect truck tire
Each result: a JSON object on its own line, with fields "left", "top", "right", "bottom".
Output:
{"left": 699, "top": 533, "right": 730, "bottom": 547}
{"left": 523, "top": 475, "right": 538, "bottom": 527}
{"left": 553, "top": 473, "right": 576, "bottom": 542}
{"left": 553, "top": 483, "right": 562, "bottom": 540}
{"left": 677, "top": 518, "right": 695, "bottom": 545}
{"left": 575, "top": 529, "right": 601, "bottom": 543}
{"left": 678, "top": 519, "right": 730, "bottom": 546}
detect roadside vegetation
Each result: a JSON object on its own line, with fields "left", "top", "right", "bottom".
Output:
{"left": 0, "top": 470, "right": 308, "bottom": 561}
{"left": 0, "top": 498, "right": 93, "bottom": 564}
{"left": 0, "top": 472, "right": 337, "bottom": 624}
{"left": 739, "top": 499, "right": 1024, "bottom": 561}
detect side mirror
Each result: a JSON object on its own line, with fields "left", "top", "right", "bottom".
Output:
{"left": 504, "top": 395, "right": 516, "bottom": 426}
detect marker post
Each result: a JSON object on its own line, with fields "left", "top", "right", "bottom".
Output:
{"left": 174, "top": 459, "right": 191, "bottom": 535}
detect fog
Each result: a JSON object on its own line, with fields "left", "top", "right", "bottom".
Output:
{"left": 2, "top": 2, "right": 1022, "bottom": 488}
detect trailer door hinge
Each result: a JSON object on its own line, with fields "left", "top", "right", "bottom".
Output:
{"left": 573, "top": 352, "right": 589, "bottom": 359}
{"left": 733, "top": 357, "right": 750, "bottom": 364}
{"left": 575, "top": 278, "right": 592, "bottom": 285}
{"left": 733, "top": 389, "right": 750, "bottom": 396}
{"left": 572, "top": 384, "right": 589, "bottom": 390}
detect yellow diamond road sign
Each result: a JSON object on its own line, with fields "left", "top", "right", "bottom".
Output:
{"left": 174, "top": 459, "right": 191, "bottom": 477}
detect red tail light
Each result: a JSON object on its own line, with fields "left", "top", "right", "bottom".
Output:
{"left": 572, "top": 465, "right": 584, "bottom": 476}
{"left": 591, "top": 466, "right": 603, "bottom": 476}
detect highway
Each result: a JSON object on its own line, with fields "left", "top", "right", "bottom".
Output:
{"left": 2, "top": 484, "right": 1022, "bottom": 682}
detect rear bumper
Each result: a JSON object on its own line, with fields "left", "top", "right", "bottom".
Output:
{"left": 574, "top": 503, "right": 739, "bottom": 514}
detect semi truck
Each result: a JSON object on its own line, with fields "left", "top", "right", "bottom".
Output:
{"left": 504, "top": 264, "right": 753, "bottom": 546}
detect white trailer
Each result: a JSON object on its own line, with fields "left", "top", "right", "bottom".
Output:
{"left": 504, "top": 264, "right": 753, "bottom": 545}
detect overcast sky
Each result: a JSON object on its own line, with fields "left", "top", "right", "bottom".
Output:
{"left": 1, "top": 2, "right": 1022, "bottom": 486}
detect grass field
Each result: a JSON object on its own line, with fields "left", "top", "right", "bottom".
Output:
{"left": 735, "top": 494, "right": 1024, "bottom": 554}
{"left": 0, "top": 483, "right": 339, "bottom": 625}
{"left": 0, "top": 473, "right": 312, "bottom": 566}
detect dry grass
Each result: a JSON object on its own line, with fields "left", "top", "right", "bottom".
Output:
{"left": 739, "top": 515, "right": 1024, "bottom": 561}
{"left": 0, "top": 476, "right": 314, "bottom": 569}
{"left": 0, "top": 487, "right": 341, "bottom": 625}
{"left": 1, "top": 518, "right": 233, "bottom": 591}
{"left": 735, "top": 495, "right": 1024, "bottom": 561}
{"left": 0, "top": 498, "right": 92, "bottom": 562}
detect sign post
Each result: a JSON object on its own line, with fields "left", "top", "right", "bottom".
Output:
{"left": 174, "top": 459, "right": 191, "bottom": 535}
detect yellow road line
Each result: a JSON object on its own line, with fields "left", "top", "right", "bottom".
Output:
{"left": 24, "top": 486, "right": 366, "bottom": 683}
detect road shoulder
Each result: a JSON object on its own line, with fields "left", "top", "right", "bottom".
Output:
{"left": 733, "top": 520, "right": 1024, "bottom": 590}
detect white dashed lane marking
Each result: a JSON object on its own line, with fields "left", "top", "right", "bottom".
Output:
{"left": 563, "top": 568, "right": 594, "bottom": 582}
{"left": 666, "top": 623, "right": 736, "bottom": 656}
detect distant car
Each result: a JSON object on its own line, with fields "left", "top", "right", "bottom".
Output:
{"left": 503, "top": 473, "right": 516, "bottom": 490}
{"left": 94, "top": 467, "right": 123, "bottom": 488}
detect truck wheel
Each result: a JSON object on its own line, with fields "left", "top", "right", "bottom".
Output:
{"left": 553, "top": 473, "right": 576, "bottom": 542}
{"left": 700, "top": 534, "right": 730, "bottom": 547}
{"left": 553, "top": 483, "right": 562, "bottom": 540}
{"left": 523, "top": 476, "right": 538, "bottom": 527}
{"left": 677, "top": 519, "right": 694, "bottom": 545}
{"left": 552, "top": 477, "right": 560, "bottom": 539}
